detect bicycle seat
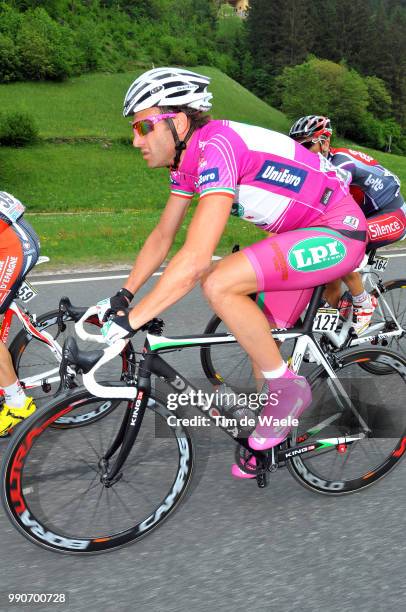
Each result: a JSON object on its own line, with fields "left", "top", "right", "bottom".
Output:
{"left": 59, "top": 296, "right": 90, "bottom": 322}
{"left": 62, "top": 336, "right": 104, "bottom": 374}
{"left": 34, "top": 256, "right": 50, "bottom": 267}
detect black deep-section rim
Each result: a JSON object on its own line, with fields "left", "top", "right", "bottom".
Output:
{"left": 288, "top": 347, "right": 406, "bottom": 495}
{"left": 357, "top": 279, "right": 406, "bottom": 375}
{"left": 1, "top": 388, "right": 194, "bottom": 554}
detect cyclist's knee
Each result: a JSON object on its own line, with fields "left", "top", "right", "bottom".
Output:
{"left": 201, "top": 266, "right": 226, "bottom": 302}
{"left": 342, "top": 270, "right": 360, "bottom": 282}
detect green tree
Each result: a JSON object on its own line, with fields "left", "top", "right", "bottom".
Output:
{"left": 16, "top": 8, "right": 75, "bottom": 80}
{"left": 0, "top": 33, "right": 21, "bottom": 81}
{"left": 364, "top": 76, "right": 392, "bottom": 120}
{"left": 277, "top": 57, "right": 369, "bottom": 137}
{"left": 277, "top": 60, "right": 331, "bottom": 119}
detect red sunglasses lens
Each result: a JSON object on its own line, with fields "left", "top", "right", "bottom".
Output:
{"left": 134, "top": 120, "right": 154, "bottom": 136}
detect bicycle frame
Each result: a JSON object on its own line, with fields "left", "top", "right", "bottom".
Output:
{"left": 321, "top": 250, "right": 404, "bottom": 349}
{"left": 76, "top": 287, "right": 369, "bottom": 484}
{"left": 0, "top": 300, "right": 63, "bottom": 390}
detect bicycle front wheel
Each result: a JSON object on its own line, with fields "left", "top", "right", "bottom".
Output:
{"left": 200, "top": 314, "right": 256, "bottom": 389}
{"left": 9, "top": 309, "right": 134, "bottom": 426}
{"left": 200, "top": 314, "right": 299, "bottom": 390}
{"left": 2, "top": 386, "right": 195, "bottom": 554}
{"left": 288, "top": 347, "right": 406, "bottom": 494}
{"left": 358, "top": 279, "right": 406, "bottom": 375}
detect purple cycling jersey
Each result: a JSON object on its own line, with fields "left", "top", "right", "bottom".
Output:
{"left": 329, "top": 147, "right": 402, "bottom": 215}
{"left": 170, "top": 120, "right": 351, "bottom": 233}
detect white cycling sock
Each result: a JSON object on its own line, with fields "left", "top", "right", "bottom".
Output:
{"left": 3, "top": 379, "right": 26, "bottom": 409}
{"left": 352, "top": 290, "right": 370, "bottom": 306}
{"left": 262, "top": 362, "right": 288, "bottom": 379}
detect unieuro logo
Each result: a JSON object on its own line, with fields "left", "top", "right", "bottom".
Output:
{"left": 255, "top": 161, "right": 307, "bottom": 193}
{"left": 198, "top": 167, "right": 219, "bottom": 186}
{"left": 288, "top": 236, "right": 346, "bottom": 272}
{"left": 368, "top": 215, "right": 405, "bottom": 241}
{"left": 365, "top": 173, "right": 384, "bottom": 191}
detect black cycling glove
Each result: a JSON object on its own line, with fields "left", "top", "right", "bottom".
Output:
{"left": 100, "top": 288, "right": 134, "bottom": 321}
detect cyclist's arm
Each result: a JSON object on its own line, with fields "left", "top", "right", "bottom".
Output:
{"left": 122, "top": 194, "right": 191, "bottom": 296}
{"left": 127, "top": 193, "right": 234, "bottom": 329}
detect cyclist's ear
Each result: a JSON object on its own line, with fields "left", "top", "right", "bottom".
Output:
{"left": 320, "top": 138, "right": 330, "bottom": 156}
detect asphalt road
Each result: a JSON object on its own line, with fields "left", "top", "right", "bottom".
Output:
{"left": 1, "top": 252, "right": 406, "bottom": 612}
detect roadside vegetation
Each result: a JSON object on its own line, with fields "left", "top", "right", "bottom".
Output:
{"left": 0, "top": 68, "right": 405, "bottom": 266}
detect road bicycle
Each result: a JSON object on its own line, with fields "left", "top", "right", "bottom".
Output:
{"left": 201, "top": 248, "right": 406, "bottom": 389}
{"left": 2, "top": 283, "right": 406, "bottom": 554}
{"left": 1, "top": 258, "right": 134, "bottom": 426}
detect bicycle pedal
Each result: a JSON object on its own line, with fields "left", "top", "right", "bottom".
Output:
{"left": 41, "top": 381, "right": 52, "bottom": 393}
{"left": 256, "top": 472, "right": 267, "bottom": 488}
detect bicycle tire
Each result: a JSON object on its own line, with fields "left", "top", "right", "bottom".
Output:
{"left": 200, "top": 314, "right": 300, "bottom": 390}
{"left": 287, "top": 346, "right": 406, "bottom": 494}
{"left": 357, "top": 279, "right": 406, "bottom": 375}
{"left": 9, "top": 309, "right": 135, "bottom": 426}
{"left": 1, "top": 384, "right": 198, "bottom": 554}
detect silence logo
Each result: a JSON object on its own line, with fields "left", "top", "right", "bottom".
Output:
{"left": 288, "top": 236, "right": 346, "bottom": 272}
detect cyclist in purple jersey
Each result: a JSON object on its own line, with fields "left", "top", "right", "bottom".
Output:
{"left": 98, "top": 68, "right": 367, "bottom": 478}
{"left": 289, "top": 115, "right": 406, "bottom": 334}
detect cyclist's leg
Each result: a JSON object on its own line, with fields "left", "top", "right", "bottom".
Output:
{"left": 0, "top": 219, "right": 39, "bottom": 434}
{"left": 203, "top": 208, "right": 367, "bottom": 454}
{"left": 323, "top": 278, "right": 342, "bottom": 307}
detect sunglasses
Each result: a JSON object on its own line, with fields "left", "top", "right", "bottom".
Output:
{"left": 130, "top": 113, "right": 177, "bottom": 136}
{"left": 299, "top": 140, "right": 317, "bottom": 149}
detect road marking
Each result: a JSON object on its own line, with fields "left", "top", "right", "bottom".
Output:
{"left": 32, "top": 272, "right": 163, "bottom": 286}
{"left": 28, "top": 252, "right": 403, "bottom": 286}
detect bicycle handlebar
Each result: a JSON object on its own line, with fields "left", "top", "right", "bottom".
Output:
{"left": 73, "top": 306, "right": 138, "bottom": 399}
{"left": 75, "top": 306, "right": 106, "bottom": 343}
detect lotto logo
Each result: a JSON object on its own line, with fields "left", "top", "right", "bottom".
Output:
{"left": 288, "top": 237, "right": 346, "bottom": 272}
{"left": 348, "top": 149, "right": 375, "bottom": 164}
{"left": 365, "top": 174, "right": 384, "bottom": 191}
{"left": 255, "top": 161, "right": 307, "bottom": 193}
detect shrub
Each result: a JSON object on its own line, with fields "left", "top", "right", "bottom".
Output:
{"left": 0, "top": 33, "right": 21, "bottom": 82}
{"left": 0, "top": 111, "right": 39, "bottom": 146}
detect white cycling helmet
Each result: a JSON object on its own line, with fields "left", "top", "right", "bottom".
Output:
{"left": 123, "top": 67, "right": 213, "bottom": 117}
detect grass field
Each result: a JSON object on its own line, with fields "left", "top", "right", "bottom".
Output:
{"left": 0, "top": 67, "right": 405, "bottom": 267}
{"left": 28, "top": 210, "right": 266, "bottom": 266}
{"left": 0, "top": 68, "right": 290, "bottom": 139}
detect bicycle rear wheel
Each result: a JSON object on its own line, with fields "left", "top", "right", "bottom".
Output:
{"left": 9, "top": 309, "right": 134, "bottom": 426}
{"left": 358, "top": 279, "right": 406, "bottom": 375}
{"left": 1, "top": 386, "right": 195, "bottom": 554}
{"left": 288, "top": 347, "right": 406, "bottom": 494}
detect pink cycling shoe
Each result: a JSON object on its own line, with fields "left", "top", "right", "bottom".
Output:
{"left": 231, "top": 454, "right": 256, "bottom": 479}
{"left": 248, "top": 372, "right": 312, "bottom": 452}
